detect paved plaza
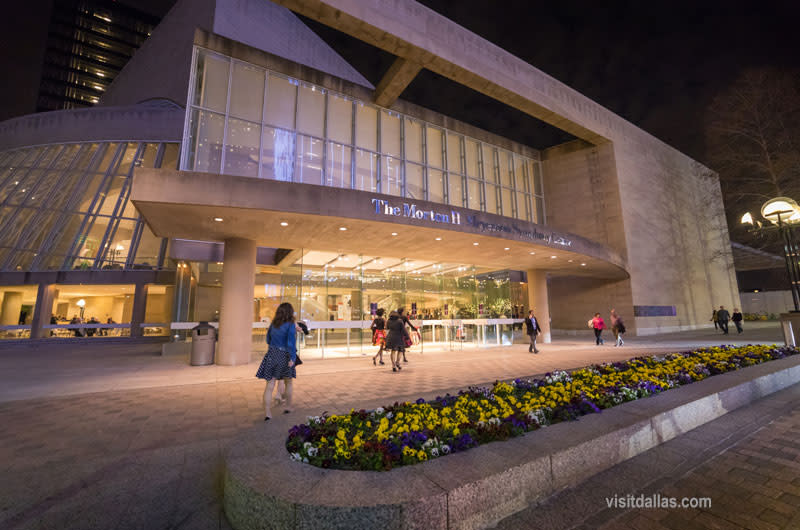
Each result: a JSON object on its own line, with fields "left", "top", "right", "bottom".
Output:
{"left": 0, "top": 322, "right": 797, "bottom": 529}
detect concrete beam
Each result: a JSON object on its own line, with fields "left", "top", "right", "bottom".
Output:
{"left": 373, "top": 56, "right": 423, "bottom": 107}
{"left": 273, "top": 0, "right": 611, "bottom": 145}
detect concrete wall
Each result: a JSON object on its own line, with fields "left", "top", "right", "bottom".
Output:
{"left": 612, "top": 138, "right": 739, "bottom": 334}
{"left": 543, "top": 141, "right": 635, "bottom": 332}
{"left": 100, "top": 0, "right": 215, "bottom": 108}
{"left": 542, "top": 136, "right": 739, "bottom": 335}
{"left": 0, "top": 106, "right": 183, "bottom": 152}
{"left": 740, "top": 291, "right": 794, "bottom": 316}
{"left": 101, "top": 0, "right": 372, "bottom": 108}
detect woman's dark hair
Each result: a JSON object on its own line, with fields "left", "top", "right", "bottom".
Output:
{"left": 388, "top": 310, "right": 399, "bottom": 319}
{"left": 271, "top": 302, "right": 295, "bottom": 329}
{"left": 376, "top": 308, "right": 385, "bottom": 317}
{"left": 397, "top": 307, "right": 405, "bottom": 315}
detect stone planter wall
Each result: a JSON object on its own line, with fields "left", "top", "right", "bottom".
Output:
{"left": 223, "top": 355, "right": 800, "bottom": 530}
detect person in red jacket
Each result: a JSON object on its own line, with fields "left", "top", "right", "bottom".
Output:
{"left": 591, "top": 312, "right": 606, "bottom": 345}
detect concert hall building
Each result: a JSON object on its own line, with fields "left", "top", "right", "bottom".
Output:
{"left": 0, "top": 0, "right": 739, "bottom": 363}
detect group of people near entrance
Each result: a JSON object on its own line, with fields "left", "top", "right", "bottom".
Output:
{"left": 370, "top": 307, "right": 419, "bottom": 372}
{"left": 711, "top": 305, "right": 743, "bottom": 334}
{"left": 587, "top": 309, "right": 627, "bottom": 347}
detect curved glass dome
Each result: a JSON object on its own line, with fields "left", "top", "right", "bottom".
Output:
{"left": 0, "top": 141, "right": 179, "bottom": 271}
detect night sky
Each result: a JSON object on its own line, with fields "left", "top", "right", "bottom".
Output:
{"left": 2, "top": 0, "right": 799, "bottom": 167}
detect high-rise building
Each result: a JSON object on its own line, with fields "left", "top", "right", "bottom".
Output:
{"left": 36, "top": 0, "right": 160, "bottom": 112}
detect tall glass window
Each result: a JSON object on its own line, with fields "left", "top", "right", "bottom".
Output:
{"left": 183, "top": 46, "right": 546, "bottom": 222}
{"left": 261, "top": 127, "right": 295, "bottom": 181}
{"left": 229, "top": 62, "right": 264, "bottom": 122}
{"left": 297, "top": 84, "right": 325, "bottom": 138}
{"left": 265, "top": 74, "right": 296, "bottom": 130}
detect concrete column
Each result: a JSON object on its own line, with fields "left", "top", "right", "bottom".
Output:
{"left": 130, "top": 284, "right": 149, "bottom": 338}
{"left": 121, "top": 295, "right": 134, "bottom": 323}
{"left": 0, "top": 291, "right": 23, "bottom": 326}
{"left": 30, "top": 284, "right": 57, "bottom": 339}
{"left": 218, "top": 238, "right": 256, "bottom": 365}
{"left": 526, "top": 270, "right": 551, "bottom": 343}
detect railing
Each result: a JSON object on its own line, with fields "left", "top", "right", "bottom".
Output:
{"left": 168, "top": 318, "right": 526, "bottom": 358}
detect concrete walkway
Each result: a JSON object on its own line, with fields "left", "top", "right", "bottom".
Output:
{"left": 0, "top": 322, "right": 782, "bottom": 403}
{"left": 0, "top": 322, "right": 791, "bottom": 529}
{"left": 496, "top": 380, "right": 800, "bottom": 530}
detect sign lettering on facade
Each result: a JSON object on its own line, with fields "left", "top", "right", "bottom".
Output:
{"left": 372, "top": 198, "right": 461, "bottom": 225}
{"left": 369, "top": 197, "right": 572, "bottom": 247}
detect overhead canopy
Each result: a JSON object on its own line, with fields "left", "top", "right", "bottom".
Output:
{"left": 131, "top": 168, "right": 629, "bottom": 280}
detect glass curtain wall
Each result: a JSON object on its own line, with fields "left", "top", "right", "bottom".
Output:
{"left": 0, "top": 141, "right": 178, "bottom": 271}
{"left": 183, "top": 47, "right": 545, "bottom": 223}
{"left": 173, "top": 249, "right": 528, "bottom": 359}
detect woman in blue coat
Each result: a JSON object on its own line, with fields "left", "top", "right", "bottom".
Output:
{"left": 256, "top": 302, "right": 297, "bottom": 420}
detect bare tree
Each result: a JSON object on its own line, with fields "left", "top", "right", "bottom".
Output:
{"left": 705, "top": 68, "right": 800, "bottom": 248}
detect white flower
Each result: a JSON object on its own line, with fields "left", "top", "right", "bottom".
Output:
{"left": 431, "top": 448, "right": 439, "bottom": 457}
{"left": 290, "top": 452, "right": 302, "bottom": 461}
{"left": 375, "top": 407, "right": 385, "bottom": 415}
{"left": 441, "top": 445, "right": 451, "bottom": 454}
{"left": 386, "top": 411, "right": 393, "bottom": 419}
{"left": 302, "top": 457, "right": 309, "bottom": 463}
{"left": 307, "top": 447, "right": 318, "bottom": 457}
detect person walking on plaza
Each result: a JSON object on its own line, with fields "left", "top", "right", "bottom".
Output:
{"left": 256, "top": 302, "right": 297, "bottom": 421}
{"left": 591, "top": 312, "right": 606, "bottom": 345}
{"left": 397, "top": 307, "right": 418, "bottom": 363}
{"left": 732, "top": 308, "right": 743, "bottom": 334}
{"left": 274, "top": 320, "right": 308, "bottom": 405}
{"left": 524, "top": 310, "right": 541, "bottom": 353}
{"left": 716, "top": 305, "right": 730, "bottom": 334}
{"left": 385, "top": 311, "right": 409, "bottom": 372}
{"left": 711, "top": 308, "right": 718, "bottom": 330}
{"left": 610, "top": 309, "right": 626, "bottom": 347}
{"left": 371, "top": 308, "right": 387, "bottom": 365}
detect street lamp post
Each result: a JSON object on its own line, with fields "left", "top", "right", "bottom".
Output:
{"left": 742, "top": 197, "right": 800, "bottom": 312}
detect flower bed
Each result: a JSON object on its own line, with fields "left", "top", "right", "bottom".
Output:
{"left": 286, "top": 345, "right": 798, "bottom": 471}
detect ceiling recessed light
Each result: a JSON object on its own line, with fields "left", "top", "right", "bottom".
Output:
{"left": 581, "top": 263, "right": 587, "bottom": 266}
{"left": 473, "top": 242, "right": 479, "bottom": 246}
{"left": 529, "top": 251, "right": 536, "bottom": 255}
{"left": 280, "top": 221, "right": 288, "bottom": 227}
{"left": 213, "top": 217, "right": 223, "bottom": 222}
{"left": 339, "top": 227, "right": 347, "bottom": 231}
{"left": 435, "top": 237, "right": 442, "bottom": 241}
{"left": 568, "top": 259, "right": 574, "bottom": 263}
{"left": 391, "top": 232, "right": 398, "bottom": 236}
{"left": 504, "top": 247, "right": 510, "bottom": 251}
{"left": 550, "top": 255, "right": 557, "bottom": 259}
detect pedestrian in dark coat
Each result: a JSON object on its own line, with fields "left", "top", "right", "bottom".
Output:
{"left": 716, "top": 305, "right": 730, "bottom": 334}
{"left": 384, "top": 311, "right": 409, "bottom": 372}
{"left": 731, "top": 308, "right": 743, "bottom": 334}
{"left": 524, "top": 310, "right": 540, "bottom": 353}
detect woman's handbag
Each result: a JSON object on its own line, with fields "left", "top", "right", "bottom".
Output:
{"left": 294, "top": 354, "right": 303, "bottom": 366}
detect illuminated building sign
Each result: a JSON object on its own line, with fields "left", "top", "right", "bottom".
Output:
{"left": 372, "top": 198, "right": 461, "bottom": 224}
{"left": 369, "top": 197, "right": 572, "bottom": 247}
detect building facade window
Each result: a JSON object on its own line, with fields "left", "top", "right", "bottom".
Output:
{"left": 182, "top": 47, "right": 546, "bottom": 223}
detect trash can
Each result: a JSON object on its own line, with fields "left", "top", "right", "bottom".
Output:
{"left": 190, "top": 322, "right": 216, "bottom": 365}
